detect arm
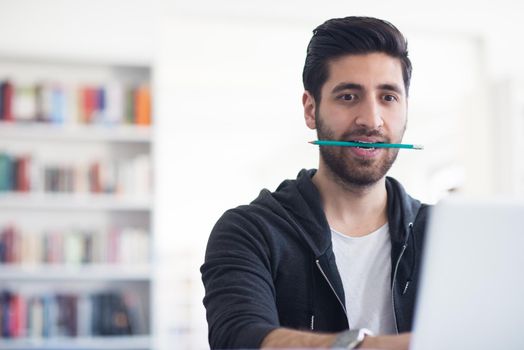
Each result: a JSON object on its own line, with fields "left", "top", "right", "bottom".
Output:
{"left": 201, "top": 209, "right": 280, "bottom": 348}
{"left": 262, "top": 328, "right": 411, "bottom": 350}
{"left": 261, "top": 328, "right": 336, "bottom": 348}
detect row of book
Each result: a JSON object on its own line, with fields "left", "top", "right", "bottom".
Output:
{"left": 0, "top": 290, "right": 146, "bottom": 338}
{"left": 0, "top": 152, "right": 151, "bottom": 195}
{"left": 0, "top": 225, "right": 149, "bottom": 265}
{"left": 0, "top": 80, "right": 151, "bottom": 126}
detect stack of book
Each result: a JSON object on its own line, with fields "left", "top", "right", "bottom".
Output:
{"left": 0, "top": 225, "right": 149, "bottom": 265}
{"left": 0, "top": 152, "right": 151, "bottom": 195}
{"left": 0, "top": 153, "right": 31, "bottom": 192}
{"left": 0, "top": 80, "right": 151, "bottom": 126}
{"left": 0, "top": 290, "right": 146, "bottom": 338}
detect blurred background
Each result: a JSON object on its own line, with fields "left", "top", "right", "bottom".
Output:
{"left": 0, "top": 0, "right": 523, "bottom": 349}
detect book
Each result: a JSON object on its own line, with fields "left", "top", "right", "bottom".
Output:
{"left": 1, "top": 80, "right": 14, "bottom": 121}
{"left": 95, "top": 87, "right": 105, "bottom": 123}
{"left": 124, "top": 291, "right": 147, "bottom": 335}
{"left": 0, "top": 153, "right": 14, "bottom": 191}
{"left": 15, "top": 156, "right": 31, "bottom": 192}
{"left": 125, "top": 87, "right": 135, "bottom": 124}
{"left": 27, "top": 297, "right": 44, "bottom": 338}
{"left": 0, "top": 81, "right": 4, "bottom": 120}
{"left": 1, "top": 226, "right": 16, "bottom": 263}
{"left": 76, "top": 293, "right": 91, "bottom": 337}
{"left": 13, "top": 85, "right": 37, "bottom": 122}
{"left": 42, "top": 294, "right": 57, "bottom": 337}
{"left": 55, "top": 295, "right": 77, "bottom": 336}
{"left": 105, "top": 83, "right": 124, "bottom": 125}
{"left": 50, "top": 86, "right": 66, "bottom": 124}
{"left": 10, "top": 293, "right": 27, "bottom": 338}
{"left": 134, "top": 85, "right": 151, "bottom": 126}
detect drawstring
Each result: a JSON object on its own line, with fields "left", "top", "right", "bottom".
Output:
{"left": 310, "top": 257, "right": 316, "bottom": 330}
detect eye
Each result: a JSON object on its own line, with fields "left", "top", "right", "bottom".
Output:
{"left": 383, "top": 94, "right": 398, "bottom": 102}
{"left": 339, "top": 93, "right": 357, "bottom": 101}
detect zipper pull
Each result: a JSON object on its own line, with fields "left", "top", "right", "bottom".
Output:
{"left": 402, "top": 280, "right": 411, "bottom": 295}
{"left": 310, "top": 314, "right": 315, "bottom": 330}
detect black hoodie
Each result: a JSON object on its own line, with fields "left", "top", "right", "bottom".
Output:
{"left": 201, "top": 169, "right": 429, "bottom": 349}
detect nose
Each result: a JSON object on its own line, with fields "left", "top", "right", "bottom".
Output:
{"left": 354, "top": 97, "right": 384, "bottom": 130}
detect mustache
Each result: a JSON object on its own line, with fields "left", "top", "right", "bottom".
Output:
{"left": 340, "top": 128, "right": 388, "bottom": 141}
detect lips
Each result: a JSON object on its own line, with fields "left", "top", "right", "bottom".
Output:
{"left": 348, "top": 138, "right": 386, "bottom": 149}
{"left": 347, "top": 144, "right": 382, "bottom": 158}
{"left": 349, "top": 137, "right": 384, "bottom": 143}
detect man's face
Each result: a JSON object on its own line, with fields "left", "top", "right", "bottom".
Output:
{"left": 303, "top": 52, "right": 408, "bottom": 188}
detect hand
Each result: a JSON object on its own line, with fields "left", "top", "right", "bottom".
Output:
{"left": 358, "top": 332, "right": 411, "bottom": 350}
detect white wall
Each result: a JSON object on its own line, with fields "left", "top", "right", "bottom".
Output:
{"left": 153, "top": 16, "right": 317, "bottom": 349}
{"left": 152, "top": 3, "right": 524, "bottom": 347}
{"left": 0, "top": 0, "right": 156, "bottom": 64}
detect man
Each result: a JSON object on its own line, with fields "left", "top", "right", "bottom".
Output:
{"left": 201, "top": 16, "right": 429, "bottom": 349}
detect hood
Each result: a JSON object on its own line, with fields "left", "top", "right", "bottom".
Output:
{"left": 251, "top": 169, "right": 422, "bottom": 257}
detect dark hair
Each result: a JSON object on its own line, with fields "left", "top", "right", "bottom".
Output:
{"left": 302, "top": 16, "right": 412, "bottom": 101}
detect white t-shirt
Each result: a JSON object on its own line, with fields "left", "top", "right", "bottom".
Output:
{"left": 331, "top": 223, "right": 397, "bottom": 335}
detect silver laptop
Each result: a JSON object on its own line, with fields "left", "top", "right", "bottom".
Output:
{"left": 411, "top": 196, "right": 524, "bottom": 350}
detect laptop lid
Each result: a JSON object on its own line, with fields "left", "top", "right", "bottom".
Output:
{"left": 411, "top": 196, "right": 524, "bottom": 350}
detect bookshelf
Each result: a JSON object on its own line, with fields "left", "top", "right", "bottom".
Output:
{"left": 0, "top": 335, "right": 151, "bottom": 350}
{"left": 0, "top": 122, "right": 152, "bottom": 143}
{"left": 0, "top": 193, "right": 151, "bottom": 211}
{"left": 0, "top": 265, "right": 152, "bottom": 281}
{"left": 0, "top": 56, "right": 154, "bottom": 349}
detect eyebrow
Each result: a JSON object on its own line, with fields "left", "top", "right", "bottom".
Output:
{"left": 331, "top": 83, "right": 363, "bottom": 94}
{"left": 331, "top": 82, "right": 404, "bottom": 95}
{"left": 378, "top": 83, "right": 403, "bottom": 95}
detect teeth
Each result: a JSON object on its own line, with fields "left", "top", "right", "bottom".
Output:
{"left": 352, "top": 140, "right": 378, "bottom": 145}
{"left": 349, "top": 140, "right": 378, "bottom": 150}
{"left": 354, "top": 142, "right": 374, "bottom": 149}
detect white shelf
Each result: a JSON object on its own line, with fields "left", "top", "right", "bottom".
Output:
{"left": 0, "top": 335, "right": 151, "bottom": 350}
{"left": 0, "top": 192, "right": 152, "bottom": 211}
{"left": 0, "top": 264, "right": 152, "bottom": 281}
{"left": 0, "top": 122, "right": 152, "bottom": 143}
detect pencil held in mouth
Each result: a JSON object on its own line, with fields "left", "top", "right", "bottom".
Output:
{"left": 309, "top": 140, "right": 424, "bottom": 150}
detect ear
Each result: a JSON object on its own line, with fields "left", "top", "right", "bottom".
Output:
{"left": 302, "top": 91, "right": 317, "bottom": 130}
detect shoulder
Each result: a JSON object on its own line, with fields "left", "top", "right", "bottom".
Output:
{"left": 413, "top": 203, "right": 431, "bottom": 228}
{"left": 207, "top": 189, "right": 284, "bottom": 249}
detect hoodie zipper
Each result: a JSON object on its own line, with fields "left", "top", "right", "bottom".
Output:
{"left": 391, "top": 222, "right": 413, "bottom": 333}
{"left": 315, "top": 259, "right": 347, "bottom": 317}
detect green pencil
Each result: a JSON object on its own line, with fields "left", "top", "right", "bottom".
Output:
{"left": 310, "top": 140, "right": 424, "bottom": 150}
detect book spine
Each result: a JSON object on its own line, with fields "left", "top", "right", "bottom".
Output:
{"left": 0, "top": 152, "right": 12, "bottom": 191}
{"left": 135, "top": 85, "right": 151, "bottom": 126}
{"left": 1, "top": 291, "right": 11, "bottom": 337}
{"left": 0, "top": 81, "right": 4, "bottom": 121}
{"left": 50, "top": 86, "right": 66, "bottom": 124}
{"left": 1, "top": 81, "right": 14, "bottom": 121}
{"left": 125, "top": 87, "right": 135, "bottom": 124}
{"left": 13, "top": 85, "right": 37, "bottom": 122}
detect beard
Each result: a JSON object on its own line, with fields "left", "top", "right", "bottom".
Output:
{"left": 315, "top": 110, "right": 403, "bottom": 189}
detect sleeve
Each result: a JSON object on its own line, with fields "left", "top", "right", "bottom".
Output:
{"left": 200, "top": 208, "right": 280, "bottom": 349}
